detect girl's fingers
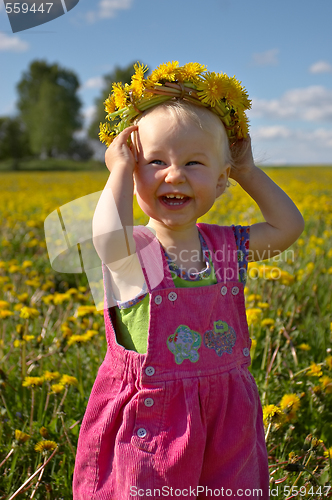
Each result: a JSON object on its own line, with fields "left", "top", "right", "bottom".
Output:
{"left": 113, "top": 125, "right": 138, "bottom": 145}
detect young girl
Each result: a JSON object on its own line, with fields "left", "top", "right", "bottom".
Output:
{"left": 73, "top": 62, "right": 304, "bottom": 499}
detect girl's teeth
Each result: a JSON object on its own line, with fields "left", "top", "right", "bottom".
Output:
{"left": 163, "top": 195, "right": 187, "bottom": 206}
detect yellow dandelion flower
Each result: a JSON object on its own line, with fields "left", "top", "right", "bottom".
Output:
{"left": 8, "top": 264, "right": 20, "bottom": 273}
{"left": 298, "top": 343, "right": 311, "bottom": 351}
{"left": 311, "top": 437, "right": 323, "bottom": 448}
{"left": 53, "top": 292, "right": 71, "bottom": 305}
{"left": 247, "top": 294, "right": 262, "bottom": 302}
{"left": 250, "top": 338, "right": 257, "bottom": 350}
{"left": 39, "top": 427, "right": 49, "bottom": 438}
{"left": 24, "top": 277, "right": 41, "bottom": 286}
{"left": 43, "top": 371, "right": 61, "bottom": 381}
{"left": 324, "top": 446, "right": 332, "bottom": 459}
{"left": 320, "top": 375, "right": 332, "bottom": 394}
{"left": 76, "top": 305, "right": 97, "bottom": 317}
{"left": 148, "top": 61, "right": 179, "bottom": 84}
{"left": 112, "top": 82, "right": 127, "bottom": 109}
{"left": 236, "top": 110, "right": 250, "bottom": 139}
{"left": 34, "top": 440, "right": 57, "bottom": 453}
{"left": 104, "top": 94, "right": 116, "bottom": 115}
{"left": 15, "top": 429, "right": 31, "bottom": 443}
{"left": 130, "top": 62, "right": 148, "bottom": 99}
{"left": 17, "top": 293, "right": 29, "bottom": 302}
{"left": 22, "top": 260, "right": 33, "bottom": 269}
{"left": 0, "top": 310, "right": 14, "bottom": 319}
{"left": 67, "top": 334, "right": 84, "bottom": 346}
{"left": 196, "top": 72, "right": 228, "bottom": 107}
{"left": 61, "top": 325, "right": 73, "bottom": 338}
{"left": 42, "top": 294, "right": 54, "bottom": 305}
{"left": 0, "top": 300, "right": 10, "bottom": 309}
{"left": 307, "top": 363, "right": 323, "bottom": 377}
{"left": 257, "top": 302, "right": 269, "bottom": 309}
{"left": 261, "top": 318, "right": 275, "bottom": 327}
{"left": 22, "top": 334, "right": 35, "bottom": 342}
{"left": 246, "top": 308, "right": 263, "bottom": 326}
{"left": 60, "top": 375, "right": 78, "bottom": 387}
{"left": 225, "top": 75, "right": 251, "bottom": 110}
{"left": 22, "top": 376, "right": 44, "bottom": 388}
{"left": 326, "top": 355, "right": 332, "bottom": 370}
{"left": 99, "top": 122, "right": 115, "bottom": 147}
{"left": 176, "top": 62, "right": 206, "bottom": 83}
{"left": 280, "top": 271, "right": 295, "bottom": 286}
{"left": 20, "top": 306, "right": 39, "bottom": 319}
{"left": 13, "top": 339, "right": 21, "bottom": 348}
{"left": 263, "top": 404, "right": 283, "bottom": 425}
{"left": 41, "top": 280, "right": 54, "bottom": 291}
{"left": 51, "top": 383, "right": 65, "bottom": 394}
{"left": 280, "top": 394, "right": 300, "bottom": 422}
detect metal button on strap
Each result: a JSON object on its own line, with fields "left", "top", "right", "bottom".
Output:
{"left": 220, "top": 286, "right": 227, "bottom": 296}
{"left": 144, "top": 398, "right": 154, "bottom": 407}
{"left": 243, "top": 347, "right": 250, "bottom": 357}
{"left": 231, "top": 286, "right": 239, "bottom": 295}
{"left": 154, "top": 295, "right": 162, "bottom": 305}
{"left": 137, "top": 428, "right": 147, "bottom": 438}
{"left": 145, "top": 366, "right": 155, "bottom": 376}
{"left": 168, "top": 291, "right": 177, "bottom": 302}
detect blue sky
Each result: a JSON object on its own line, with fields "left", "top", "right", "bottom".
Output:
{"left": 1, "top": 0, "right": 332, "bottom": 164}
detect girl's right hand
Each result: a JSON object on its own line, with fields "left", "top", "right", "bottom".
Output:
{"left": 105, "top": 125, "right": 138, "bottom": 174}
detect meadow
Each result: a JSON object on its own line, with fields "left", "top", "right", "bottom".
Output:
{"left": 0, "top": 166, "right": 331, "bottom": 499}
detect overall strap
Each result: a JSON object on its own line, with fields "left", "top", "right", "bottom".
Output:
{"left": 196, "top": 223, "right": 239, "bottom": 283}
{"left": 133, "top": 226, "right": 173, "bottom": 293}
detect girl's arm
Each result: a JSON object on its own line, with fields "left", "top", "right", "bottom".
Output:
{"left": 92, "top": 126, "right": 146, "bottom": 301}
{"left": 230, "top": 136, "right": 305, "bottom": 262}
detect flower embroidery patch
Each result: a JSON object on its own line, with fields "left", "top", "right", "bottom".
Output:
{"left": 204, "top": 320, "right": 236, "bottom": 357}
{"left": 167, "top": 325, "right": 202, "bottom": 364}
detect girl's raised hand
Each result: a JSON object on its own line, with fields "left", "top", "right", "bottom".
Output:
{"left": 105, "top": 125, "right": 138, "bottom": 174}
{"left": 229, "top": 134, "right": 255, "bottom": 183}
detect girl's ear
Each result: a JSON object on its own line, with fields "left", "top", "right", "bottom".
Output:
{"left": 216, "top": 163, "right": 231, "bottom": 197}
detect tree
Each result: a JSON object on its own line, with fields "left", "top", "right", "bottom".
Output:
{"left": 17, "top": 60, "right": 82, "bottom": 157}
{"left": 88, "top": 62, "right": 149, "bottom": 140}
{"left": 0, "top": 116, "right": 31, "bottom": 169}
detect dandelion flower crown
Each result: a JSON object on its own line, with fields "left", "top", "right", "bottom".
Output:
{"left": 99, "top": 61, "right": 251, "bottom": 147}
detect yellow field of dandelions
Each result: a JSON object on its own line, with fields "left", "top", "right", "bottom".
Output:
{"left": 0, "top": 167, "right": 332, "bottom": 499}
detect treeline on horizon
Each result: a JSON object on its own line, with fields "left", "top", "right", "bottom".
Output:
{"left": 0, "top": 59, "right": 141, "bottom": 170}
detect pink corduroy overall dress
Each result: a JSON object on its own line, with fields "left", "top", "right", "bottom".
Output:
{"left": 73, "top": 224, "right": 269, "bottom": 500}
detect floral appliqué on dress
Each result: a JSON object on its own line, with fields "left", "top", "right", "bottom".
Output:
{"left": 167, "top": 325, "right": 202, "bottom": 364}
{"left": 204, "top": 320, "right": 236, "bottom": 357}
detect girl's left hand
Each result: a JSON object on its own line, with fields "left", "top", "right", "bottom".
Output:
{"left": 229, "top": 134, "right": 255, "bottom": 182}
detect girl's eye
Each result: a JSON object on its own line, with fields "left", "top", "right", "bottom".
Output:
{"left": 150, "top": 160, "right": 165, "bottom": 166}
{"left": 186, "top": 161, "right": 201, "bottom": 166}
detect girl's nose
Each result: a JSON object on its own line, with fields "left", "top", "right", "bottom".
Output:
{"left": 164, "top": 165, "right": 186, "bottom": 184}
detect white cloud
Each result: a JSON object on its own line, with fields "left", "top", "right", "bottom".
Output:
{"left": 82, "top": 76, "right": 105, "bottom": 90}
{"left": 251, "top": 126, "right": 332, "bottom": 164}
{"left": 83, "top": 106, "right": 97, "bottom": 125}
{"left": 250, "top": 86, "right": 332, "bottom": 122}
{"left": 309, "top": 61, "right": 332, "bottom": 74}
{"left": 85, "top": 0, "right": 134, "bottom": 23}
{"left": 0, "top": 33, "right": 29, "bottom": 52}
{"left": 253, "top": 126, "right": 290, "bottom": 140}
{"left": 252, "top": 126, "right": 332, "bottom": 148}
{"left": 251, "top": 48, "right": 279, "bottom": 67}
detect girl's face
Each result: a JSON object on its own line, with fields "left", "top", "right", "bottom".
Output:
{"left": 134, "top": 106, "right": 230, "bottom": 232}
